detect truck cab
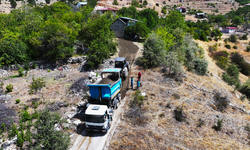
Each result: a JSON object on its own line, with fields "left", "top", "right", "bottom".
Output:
{"left": 85, "top": 104, "right": 113, "bottom": 132}
{"left": 115, "top": 57, "right": 129, "bottom": 80}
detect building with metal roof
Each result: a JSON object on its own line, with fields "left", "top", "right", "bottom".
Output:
{"left": 111, "top": 17, "right": 139, "bottom": 38}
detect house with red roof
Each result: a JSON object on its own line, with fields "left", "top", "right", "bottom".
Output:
{"left": 222, "top": 27, "right": 238, "bottom": 33}
{"left": 176, "top": 7, "right": 186, "bottom": 13}
{"left": 97, "top": 7, "right": 118, "bottom": 15}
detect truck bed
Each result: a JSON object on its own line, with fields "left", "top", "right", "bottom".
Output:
{"left": 98, "top": 78, "right": 117, "bottom": 85}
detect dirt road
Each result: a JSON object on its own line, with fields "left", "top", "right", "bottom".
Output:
{"left": 69, "top": 38, "right": 139, "bottom": 150}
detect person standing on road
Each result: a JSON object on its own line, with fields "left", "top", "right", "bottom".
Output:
{"left": 131, "top": 77, "right": 134, "bottom": 90}
{"left": 138, "top": 71, "right": 141, "bottom": 81}
{"left": 137, "top": 79, "right": 140, "bottom": 90}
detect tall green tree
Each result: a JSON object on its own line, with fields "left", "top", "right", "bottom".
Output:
{"left": 154, "top": 27, "right": 175, "bottom": 52}
{"left": 79, "top": 14, "right": 117, "bottom": 68}
{"left": 138, "top": 8, "right": 158, "bottom": 29}
{"left": 164, "top": 10, "right": 187, "bottom": 31}
{"left": 117, "top": 6, "right": 138, "bottom": 18}
{"left": 0, "top": 35, "right": 27, "bottom": 66}
{"left": 33, "top": 109, "right": 70, "bottom": 150}
{"left": 142, "top": 33, "right": 166, "bottom": 68}
{"left": 124, "top": 21, "right": 150, "bottom": 39}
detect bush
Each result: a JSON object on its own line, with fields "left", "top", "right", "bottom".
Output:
{"left": 233, "top": 45, "right": 238, "bottom": 49}
{"left": 240, "top": 33, "right": 248, "bottom": 40}
{"left": 240, "top": 79, "right": 250, "bottom": 98}
{"left": 224, "top": 38, "right": 228, "bottom": 44}
{"left": 216, "top": 56, "right": 229, "bottom": 70}
{"left": 142, "top": 33, "right": 166, "bottom": 68}
{"left": 8, "top": 123, "right": 18, "bottom": 139}
{"left": 28, "top": 77, "right": 46, "bottom": 94}
{"left": 130, "top": 90, "right": 144, "bottom": 108}
{"left": 18, "top": 66, "right": 25, "bottom": 77}
{"left": 229, "top": 34, "right": 237, "bottom": 43}
{"left": 15, "top": 99, "right": 20, "bottom": 104}
{"left": 230, "top": 52, "right": 250, "bottom": 76}
{"left": 214, "top": 91, "right": 229, "bottom": 112}
{"left": 213, "top": 119, "right": 223, "bottom": 131}
{"left": 246, "top": 45, "right": 250, "bottom": 52}
{"left": 174, "top": 105, "right": 186, "bottom": 122}
{"left": 172, "top": 93, "right": 180, "bottom": 99}
{"left": 47, "top": 69, "right": 51, "bottom": 72}
{"left": 156, "top": 3, "right": 159, "bottom": 6}
{"left": 6, "top": 83, "right": 13, "bottom": 93}
{"left": 33, "top": 109, "right": 70, "bottom": 150}
{"left": 194, "top": 58, "right": 208, "bottom": 75}
{"left": 240, "top": 94, "right": 247, "bottom": 101}
{"left": 225, "top": 44, "right": 231, "bottom": 49}
{"left": 208, "top": 43, "right": 217, "bottom": 53}
{"left": 21, "top": 110, "right": 31, "bottom": 122}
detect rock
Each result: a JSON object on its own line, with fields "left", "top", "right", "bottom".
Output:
{"left": 71, "top": 107, "right": 76, "bottom": 111}
{"left": 78, "top": 101, "right": 86, "bottom": 107}
{"left": 67, "top": 113, "right": 75, "bottom": 118}
{"left": 67, "top": 119, "right": 72, "bottom": 124}
{"left": 73, "top": 120, "right": 81, "bottom": 126}
{"left": 242, "top": 104, "right": 245, "bottom": 108}
{"left": 63, "top": 123, "right": 71, "bottom": 129}
{"left": 54, "top": 124, "right": 62, "bottom": 131}
{"left": 141, "top": 92, "right": 146, "bottom": 97}
{"left": 0, "top": 95, "right": 11, "bottom": 102}
{"left": 88, "top": 72, "right": 96, "bottom": 79}
{"left": 229, "top": 103, "right": 234, "bottom": 107}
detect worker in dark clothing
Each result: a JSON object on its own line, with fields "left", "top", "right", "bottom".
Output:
{"left": 131, "top": 77, "right": 134, "bottom": 90}
{"left": 138, "top": 71, "right": 141, "bottom": 81}
{"left": 137, "top": 79, "right": 140, "bottom": 90}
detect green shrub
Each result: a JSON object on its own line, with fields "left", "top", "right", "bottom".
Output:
{"left": 16, "top": 132, "right": 24, "bottom": 148}
{"left": 172, "top": 93, "right": 180, "bottom": 99}
{"left": 32, "top": 110, "right": 39, "bottom": 119}
{"left": 224, "top": 38, "right": 228, "bottom": 44}
{"left": 240, "top": 94, "right": 247, "bottom": 101}
{"left": 28, "top": 77, "right": 46, "bottom": 94}
{"left": 174, "top": 105, "right": 186, "bottom": 122}
{"left": 225, "top": 44, "right": 231, "bottom": 49}
{"left": 213, "top": 119, "right": 223, "bottom": 131}
{"left": 31, "top": 62, "right": 37, "bottom": 69}
{"left": 230, "top": 52, "right": 250, "bottom": 76}
{"left": 156, "top": 3, "right": 159, "bottom": 6}
{"left": 229, "top": 34, "right": 237, "bottom": 43}
{"left": 21, "top": 110, "right": 31, "bottom": 122}
{"left": 216, "top": 56, "right": 229, "bottom": 70}
{"left": 246, "top": 45, "right": 250, "bottom": 52}
{"left": 194, "top": 58, "right": 208, "bottom": 75}
{"left": 240, "top": 79, "right": 250, "bottom": 98}
{"left": 130, "top": 90, "right": 144, "bottom": 108}
{"left": 245, "top": 123, "right": 250, "bottom": 132}
{"left": 240, "top": 33, "right": 248, "bottom": 40}
{"left": 6, "top": 83, "right": 13, "bottom": 93}
{"left": 209, "top": 43, "right": 217, "bottom": 53}
{"left": 142, "top": 33, "right": 166, "bottom": 68}
{"left": 15, "top": 99, "right": 20, "bottom": 104}
{"left": 18, "top": 65, "right": 25, "bottom": 77}
{"left": 8, "top": 123, "right": 18, "bottom": 139}
{"left": 214, "top": 91, "right": 230, "bottom": 112}
{"left": 233, "top": 45, "right": 237, "bottom": 49}
{"left": 33, "top": 109, "right": 70, "bottom": 150}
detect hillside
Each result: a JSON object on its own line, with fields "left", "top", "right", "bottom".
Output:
{"left": 108, "top": 40, "right": 250, "bottom": 149}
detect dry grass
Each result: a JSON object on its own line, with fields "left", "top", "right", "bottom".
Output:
{"left": 109, "top": 41, "right": 250, "bottom": 150}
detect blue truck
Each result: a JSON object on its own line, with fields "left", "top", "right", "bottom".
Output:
{"left": 87, "top": 68, "right": 122, "bottom": 109}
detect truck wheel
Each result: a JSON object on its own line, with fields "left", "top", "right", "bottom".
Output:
{"left": 117, "top": 93, "right": 121, "bottom": 102}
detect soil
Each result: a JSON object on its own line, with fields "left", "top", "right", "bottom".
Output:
{"left": 98, "top": 78, "right": 116, "bottom": 85}
{"left": 117, "top": 38, "right": 139, "bottom": 99}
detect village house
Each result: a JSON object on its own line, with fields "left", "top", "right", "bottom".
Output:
{"left": 222, "top": 27, "right": 238, "bottom": 33}
{"left": 74, "top": 2, "right": 88, "bottom": 9}
{"left": 111, "top": 17, "right": 138, "bottom": 38}
{"left": 176, "top": 7, "right": 186, "bottom": 13}
{"left": 97, "top": 7, "right": 118, "bottom": 15}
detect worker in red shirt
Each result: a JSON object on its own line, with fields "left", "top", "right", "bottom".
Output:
{"left": 138, "top": 71, "right": 141, "bottom": 81}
